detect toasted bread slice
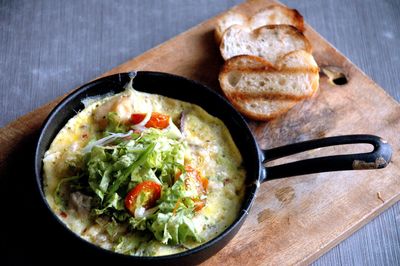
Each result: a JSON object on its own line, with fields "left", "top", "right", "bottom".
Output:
{"left": 222, "top": 52, "right": 276, "bottom": 70}
{"left": 214, "top": 4, "right": 305, "bottom": 44}
{"left": 220, "top": 51, "right": 319, "bottom": 99}
{"left": 220, "top": 25, "right": 311, "bottom": 63}
{"left": 248, "top": 4, "right": 304, "bottom": 32}
{"left": 276, "top": 49, "right": 319, "bottom": 72}
{"left": 215, "top": 11, "right": 247, "bottom": 44}
{"left": 219, "top": 51, "right": 319, "bottom": 120}
{"left": 232, "top": 97, "right": 299, "bottom": 121}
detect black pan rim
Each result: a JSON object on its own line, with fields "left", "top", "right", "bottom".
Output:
{"left": 34, "top": 71, "right": 263, "bottom": 261}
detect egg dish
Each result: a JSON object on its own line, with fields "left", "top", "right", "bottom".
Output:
{"left": 43, "top": 77, "right": 246, "bottom": 256}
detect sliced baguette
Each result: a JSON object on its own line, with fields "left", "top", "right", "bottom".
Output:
{"left": 221, "top": 51, "right": 319, "bottom": 99}
{"left": 222, "top": 52, "right": 276, "bottom": 70}
{"left": 231, "top": 97, "right": 299, "bottom": 121}
{"left": 215, "top": 11, "right": 247, "bottom": 44}
{"left": 219, "top": 51, "right": 319, "bottom": 120}
{"left": 248, "top": 5, "right": 304, "bottom": 32}
{"left": 214, "top": 4, "right": 305, "bottom": 44}
{"left": 220, "top": 24, "right": 311, "bottom": 63}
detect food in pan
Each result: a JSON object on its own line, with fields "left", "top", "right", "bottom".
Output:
{"left": 42, "top": 77, "right": 246, "bottom": 256}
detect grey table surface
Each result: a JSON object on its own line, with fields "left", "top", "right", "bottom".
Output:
{"left": 1, "top": 0, "right": 399, "bottom": 265}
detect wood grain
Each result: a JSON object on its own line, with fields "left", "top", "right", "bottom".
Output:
{"left": 1, "top": 0, "right": 399, "bottom": 264}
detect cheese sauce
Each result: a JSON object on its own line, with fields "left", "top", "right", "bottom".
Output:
{"left": 43, "top": 87, "right": 246, "bottom": 256}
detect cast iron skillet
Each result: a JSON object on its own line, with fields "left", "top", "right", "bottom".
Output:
{"left": 34, "top": 72, "right": 392, "bottom": 265}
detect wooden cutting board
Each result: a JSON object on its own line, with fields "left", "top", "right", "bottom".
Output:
{"left": 1, "top": 0, "right": 399, "bottom": 264}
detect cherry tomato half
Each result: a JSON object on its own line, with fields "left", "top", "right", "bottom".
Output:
{"left": 130, "top": 112, "right": 170, "bottom": 129}
{"left": 124, "top": 181, "right": 162, "bottom": 215}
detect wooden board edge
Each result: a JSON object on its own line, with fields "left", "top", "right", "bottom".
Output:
{"left": 302, "top": 191, "right": 400, "bottom": 265}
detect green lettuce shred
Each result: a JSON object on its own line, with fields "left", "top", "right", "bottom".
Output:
{"left": 54, "top": 175, "right": 82, "bottom": 208}
{"left": 58, "top": 112, "right": 206, "bottom": 254}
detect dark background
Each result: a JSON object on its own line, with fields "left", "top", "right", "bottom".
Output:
{"left": 1, "top": 0, "right": 399, "bottom": 265}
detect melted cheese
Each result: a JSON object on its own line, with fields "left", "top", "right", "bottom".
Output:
{"left": 43, "top": 88, "right": 246, "bottom": 256}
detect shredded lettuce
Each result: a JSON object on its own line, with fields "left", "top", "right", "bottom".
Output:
{"left": 54, "top": 175, "right": 82, "bottom": 208}
{"left": 106, "top": 142, "right": 156, "bottom": 198}
{"left": 114, "top": 233, "right": 155, "bottom": 256}
{"left": 150, "top": 210, "right": 201, "bottom": 245}
{"left": 106, "top": 112, "right": 129, "bottom": 133}
{"left": 59, "top": 111, "right": 206, "bottom": 254}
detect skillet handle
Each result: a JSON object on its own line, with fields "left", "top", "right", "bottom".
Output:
{"left": 262, "top": 135, "right": 392, "bottom": 181}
